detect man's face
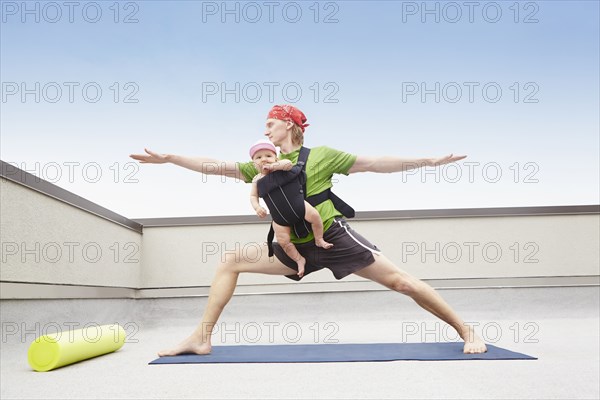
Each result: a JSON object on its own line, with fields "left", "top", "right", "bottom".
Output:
{"left": 252, "top": 149, "right": 277, "bottom": 170}
{"left": 264, "top": 118, "right": 291, "bottom": 146}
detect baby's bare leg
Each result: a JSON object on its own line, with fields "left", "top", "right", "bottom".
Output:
{"left": 273, "top": 222, "right": 306, "bottom": 277}
{"left": 304, "top": 202, "right": 333, "bottom": 249}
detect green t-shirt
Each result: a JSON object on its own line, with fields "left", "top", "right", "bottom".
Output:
{"left": 238, "top": 146, "right": 357, "bottom": 244}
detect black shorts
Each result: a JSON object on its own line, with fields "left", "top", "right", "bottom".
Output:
{"left": 272, "top": 218, "right": 382, "bottom": 281}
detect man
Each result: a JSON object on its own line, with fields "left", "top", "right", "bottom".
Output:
{"left": 130, "top": 105, "right": 487, "bottom": 355}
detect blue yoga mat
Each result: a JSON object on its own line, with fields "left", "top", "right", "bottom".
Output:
{"left": 149, "top": 342, "right": 536, "bottom": 364}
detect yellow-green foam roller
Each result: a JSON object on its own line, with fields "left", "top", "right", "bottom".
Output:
{"left": 28, "top": 324, "right": 125, "bottom": 372}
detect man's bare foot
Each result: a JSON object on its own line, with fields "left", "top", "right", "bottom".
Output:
{"left": 315, "top": 238, "right": 333, "bottom": 249}
{"left": 463, "top": 336, "right": 487, "bottom": 354}
{"left": 460, "top": 326, "right": 487, "bottom": 354}
{"left": 157, "top": 336, "right": 212, "bottom": 357}
{"left": 296, "top": 256, "right": 306, "bottom": 278}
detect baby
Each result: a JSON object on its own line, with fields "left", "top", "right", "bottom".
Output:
{"left": 249, "top": 140, "right": 333, "bottom": 277}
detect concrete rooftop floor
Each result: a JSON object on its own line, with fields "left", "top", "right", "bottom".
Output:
{"left": 1, "top": 286, "right": 599, "bottom": 399}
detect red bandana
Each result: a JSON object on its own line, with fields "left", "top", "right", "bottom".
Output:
{"left": 267, "top": 105, "right": 309, "bottom": 133}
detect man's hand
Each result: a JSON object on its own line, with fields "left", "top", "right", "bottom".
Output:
{"left": 427, "top": 154, "right": 467, "bottom": 167}
{"left": 255, "top": 207, "right": 268, "bottom": 218}
{"left": 129, "top": 148, "right": 169, "bottom": 164}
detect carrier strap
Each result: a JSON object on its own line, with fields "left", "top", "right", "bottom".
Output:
{"left": 267, "top": 223, "right": 276, "bottom": 257}
{"left": 306, "top": 189, "right": 355, "bottom": 218}
{"left": 300, "top": 146, "right": 355, "bottom": 218}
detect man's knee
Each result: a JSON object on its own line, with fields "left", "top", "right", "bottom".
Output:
{"left": 218, "top": 250, "right": 246, "bottom": 273}
{"left": 390, "top": 274, "right": 418, "bottom": 295}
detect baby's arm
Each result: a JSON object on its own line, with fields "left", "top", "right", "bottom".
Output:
{"left": 250, "top": 175, "right": 268, "bottom": 218}
{"left": 261, "top": 159, "right": 293, "bottom": 173}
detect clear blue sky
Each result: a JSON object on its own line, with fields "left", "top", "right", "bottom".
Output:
{"left": 1, "top": 0, "right": 598, "bottom": 218}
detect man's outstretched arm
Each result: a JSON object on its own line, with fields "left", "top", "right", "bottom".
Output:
{"left": 348, "top": 154, "right": 467, "bottom": 174}
{"left": 129, "top": 148, "right": 244, "bottom": 180}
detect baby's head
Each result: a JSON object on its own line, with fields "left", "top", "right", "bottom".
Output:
{"left": 249, "top": 140, "right": 278, "bottom": 169}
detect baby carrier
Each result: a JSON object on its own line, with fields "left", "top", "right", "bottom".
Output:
{"left": 256, "top": 146, "right": 355, "bottom": 256}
